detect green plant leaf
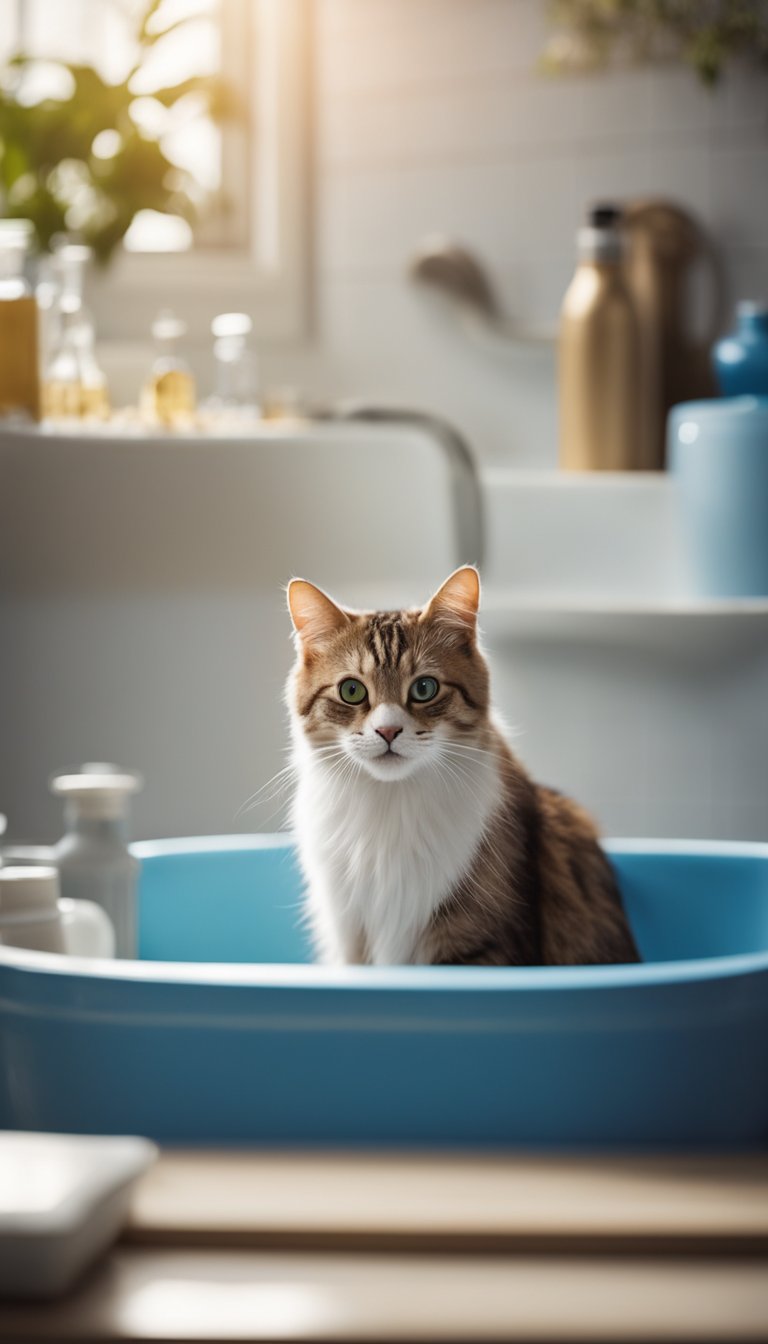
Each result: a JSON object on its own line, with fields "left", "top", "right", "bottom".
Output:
{"left": 0, "top": 0, "right": 237, "bottom": 263}
{"left": 542, "top": 0, "right": 768, "bottom": 84}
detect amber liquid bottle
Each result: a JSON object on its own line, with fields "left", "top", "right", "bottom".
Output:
{"left": 0, "top": 219, "right": 41, "bottom": 422}
{"left": 559, "top": 207, "right": 640, "bottom": 471}
{"left": 142, "top": 311, "right": 197, "bottom": 429}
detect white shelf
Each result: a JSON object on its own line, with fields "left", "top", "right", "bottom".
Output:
{"left": 480, "top": 594, "right": 768, "bottom": 656}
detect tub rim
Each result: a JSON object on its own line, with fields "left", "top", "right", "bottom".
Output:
{"left": 0, "top": 835, "right": 765, "bottom": 993}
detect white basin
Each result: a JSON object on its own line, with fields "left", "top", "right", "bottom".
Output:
{"left": 2, "top": 422, "right": 767, "bottom": 845}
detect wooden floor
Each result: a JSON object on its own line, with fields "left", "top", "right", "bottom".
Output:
{"left": 2, "top": 1151, "right": 767, "bottom": 1341}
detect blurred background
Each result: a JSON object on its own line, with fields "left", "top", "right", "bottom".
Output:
{"left": 1, "top": 13, "right": 768, "bottom": 1332}
{"left": 1, "top": 0, "right": 767, "bottom": 847}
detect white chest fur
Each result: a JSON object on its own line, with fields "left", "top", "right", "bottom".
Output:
{"left": 292, "top": 746, "right": 500, "bottom": 965}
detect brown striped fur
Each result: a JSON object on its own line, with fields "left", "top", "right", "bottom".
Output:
{"left": 287, "top": 569, "right": 640, "bottom": 966}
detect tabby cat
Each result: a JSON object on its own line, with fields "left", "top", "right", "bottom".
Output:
{"left": 287, "top": 566, "right": 639, "bottom": 967}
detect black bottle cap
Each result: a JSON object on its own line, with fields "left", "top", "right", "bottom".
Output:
{"left": 589, "top": 203, "right": 623, "bottom": 229}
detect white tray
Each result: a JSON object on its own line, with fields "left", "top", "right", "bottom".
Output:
{"left": 0, "top": 1131, "right": 157, "bottom": 1298}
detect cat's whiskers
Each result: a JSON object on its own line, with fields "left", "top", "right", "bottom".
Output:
{"left": 235, "top": 766, "right": 298, "bottom": 819}
{"left": 315, "top": 752, "right": 362, "bottom": 807}
{"left": 439, "top": 740, "right": 504, "bottom": 760}
{"left": 237, "top": 745, "right": 348, "bottom": 820}
{"left": 431, "top": 750, "right": 518, "bottom": 914}
{"left": 426, "top": 762, "right": 515, "bottom": 918}
{"left": 436, "top": 743, "right": 496, "bottom": 802}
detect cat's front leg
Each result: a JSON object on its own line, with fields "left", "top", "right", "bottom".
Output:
{"left": 305, "top": 882, "right": 368, "bottom": 965}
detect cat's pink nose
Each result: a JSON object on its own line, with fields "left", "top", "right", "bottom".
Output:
{"left": 376, "top": 726, "right": 403, "bottom": 745}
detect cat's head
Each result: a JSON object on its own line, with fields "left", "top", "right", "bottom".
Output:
{"left": 286, "top": 567, "right": 490, "bottom": 782}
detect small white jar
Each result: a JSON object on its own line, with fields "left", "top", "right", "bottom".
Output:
{"left": 0, "top": 866, "right": 115, "bottom": 957}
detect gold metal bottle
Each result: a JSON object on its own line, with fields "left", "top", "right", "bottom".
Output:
{"left": 559, "top": 207, "right": 640, "bottom": 472}
{"left": 622, "top": 201, "right": 721, "bottom": 470}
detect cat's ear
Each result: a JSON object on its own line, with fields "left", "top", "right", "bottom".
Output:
{"left": 422, "top": 566, "right": 481, "bottom": 632}
{"left": 287, "top": 579, "right": 349, "bottom": 646}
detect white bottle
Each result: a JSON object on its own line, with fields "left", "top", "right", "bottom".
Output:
{"left": 51, "top": 765, "right": 143, "bottom": 959}
{"left": 0, "top": 866, "right": 114, "bottom": 956}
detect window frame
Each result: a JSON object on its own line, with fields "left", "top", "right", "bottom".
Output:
{"left": 89, "top": 0, "right": 310, "bottom": 345}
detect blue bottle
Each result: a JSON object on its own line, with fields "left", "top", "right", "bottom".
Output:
{"left": 713, "top": 302, "right": 768, "bottom": 396}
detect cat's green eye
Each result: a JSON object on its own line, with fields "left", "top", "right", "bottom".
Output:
{"left": 409, "top": 676, "right": 439, "bottom": 703}
{"left": 339, "top": 678, "right": 368, "bottom": 705}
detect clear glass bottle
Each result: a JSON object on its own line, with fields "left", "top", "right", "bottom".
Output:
{"left": 203, "top": 312, "right": 260, "bottom": 427}
{"left": 35, "top": 251, "right": 59, "bottom": 384}
{"left": 142, "top": 311, "right": 197, "bottom": 428}
{"left": 51, "top": 764, "right": 143, "bottom": 959}
{"left": 0, "top": 218, "right": 41, "bottom": 423}
{"left": 73, "top": 317, "right": 111, "bottom": 421}
{"left": 43, "top": 293, "right": 83, "bottom": 420}
{"left": 43, "top": 243, "right": 109, "bottom": 421}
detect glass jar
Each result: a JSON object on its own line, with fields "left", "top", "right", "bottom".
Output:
{"left": 204, "top": 311, "right": 260, "bottom": 427}
{"left": 42, "top": 243, "right": 109, "bottom": 421}
{"left": 142, "top": 311, "right": 197, "bottom": 429}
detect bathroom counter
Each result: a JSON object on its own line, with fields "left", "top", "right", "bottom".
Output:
{"left": 1, "top": 1151, "right": 767, "bottom": 1341}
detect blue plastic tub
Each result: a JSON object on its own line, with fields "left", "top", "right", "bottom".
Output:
{"left": 1, "top": 836, "right": 767, "bottom": 1149}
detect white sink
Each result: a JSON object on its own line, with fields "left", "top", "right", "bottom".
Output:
{"left": 2, "top": 422, "right": 767, "bottom": 844}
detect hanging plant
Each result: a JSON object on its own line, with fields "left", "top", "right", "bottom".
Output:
{"left": 540, "top": 0, "right": 768, "bottom": 85}
{"left": 0, "top": 0, "right": 242, "bottom": 263}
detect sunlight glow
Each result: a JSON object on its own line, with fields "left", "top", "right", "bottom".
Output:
{"left": 4, "top": 0, "right": 228, "bottom": 251}
{"left": 124, "top": 209, "right": 194, "bottom": 252}
{"left": 13, "top": 59, "right": 75, "bottom": 105}
{"left": 116, "top": 1279, "right": 341, "bottom": 1339}
{"left": 91, "top": 128, "right": 122, "bottom": 160}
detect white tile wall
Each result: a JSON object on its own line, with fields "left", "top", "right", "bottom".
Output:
{"left": 269, "top": 3, "right": 768, "bottom": 844}
{"left": 93, "top": 3, "right": 768, "bottom": 847}
{"left": 491, "top": 642, "right": 768, "bottom": 842}
{"left": 263, "top": 0, "right": 768, "bottom": 469}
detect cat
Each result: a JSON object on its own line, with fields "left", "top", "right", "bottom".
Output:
{"left": 286, "top": 566, "right": 640, "bottom": 967}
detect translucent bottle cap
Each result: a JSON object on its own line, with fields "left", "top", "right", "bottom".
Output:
{"left": 0, "top": 218, "right": 34, "bottom": 244}
{"left": 577, "top": 225, "right": 623, "bottom": 263}
{"left": 0, "top": 866, "right": 60, "bottom": 914}
{"left": 152, "top": 310, "right": 187, "bottom": 342}
{"left": 588, "top": 202, "right": 622, "bottom": 229}
{"left": 50, "top": 767, "right": 143, "bottom": 819}
{"left": 737, "top": 300, "right": 768, "bottom": 320}
{"left": 53, "top": 242, "right": 93, "bottom": 265}
{"left": 1, "top": 845, "right": 57, "bottom": 867}
{"left": 212, "top": 312, "right": 252, "bottom": 339}
{"left": 59, "top": 293, "right": 83, "bottom": 316}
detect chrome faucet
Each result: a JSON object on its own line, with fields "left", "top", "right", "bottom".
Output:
{"left": 332, "top": 403, "right": 484, "bottom": 571}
